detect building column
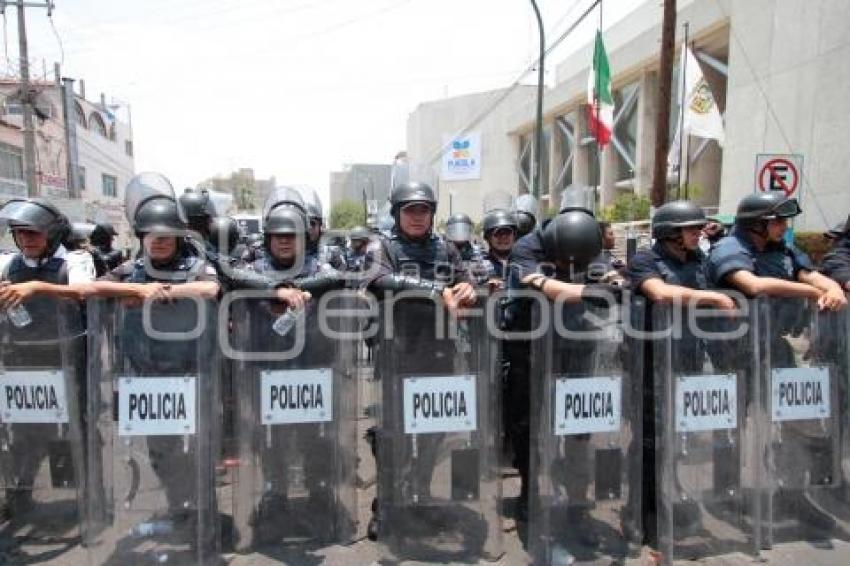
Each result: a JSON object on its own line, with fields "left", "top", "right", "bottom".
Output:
{"left": 634, "top": 70, "right": 658, "bottom": 198}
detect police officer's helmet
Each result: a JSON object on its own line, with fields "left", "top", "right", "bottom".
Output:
{"left": 67, "top": 222, "right": 95, "bottom": 249}
{"left": 652, "top": 200, "right": 708, "bottom": 240}
{"left": 736, "top": 191, "right": 801, "bottom": 225}
{"left": 513, "top": 211, "right": 536, "bottom": 239}
{"left": 349, "top": 225, "right": 370, "bottom": 241}
{"left": 179, "top": 188, "right": 217, "bottom": 222}
{"left": 90, "top": 222, "right": 117, "bottom": 246}
{"left": 134, "top": 198, "right": 186, "bottom": 237}
{"left": 208, "top": 216, "right": 240, "bottom": 254}
{"left": 482, "top": 209, "right": 518, "bottom": 238}
{"left": 389, "top": 182, "right": 437, "bottom": 217}
{"left": 0, "top": 198, "right": 71, "bottom": 257}
{"left": 264, "top": 205, "right": 307, "bottom": 236}
{"left": 542, "top": 210, "right": 602, "bottom": 269}
{"left": 445, "top": 213, "right": 474, "bottom": 243}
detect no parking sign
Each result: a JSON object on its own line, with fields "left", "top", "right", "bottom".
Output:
{"left": 755, "top": 154, "right": 803, "bottom": 197}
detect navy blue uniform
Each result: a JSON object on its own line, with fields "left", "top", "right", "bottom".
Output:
{"left": 822, "top": 235, "right": 850, "bottom": 289}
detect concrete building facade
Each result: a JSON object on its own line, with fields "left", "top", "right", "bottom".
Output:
{"left": 329, "top": 163, "right": 392, "bottom": 209}
{"left": 505, "top": 0, "right": 849, "bottom": 231}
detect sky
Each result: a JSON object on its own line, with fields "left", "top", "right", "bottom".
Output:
{"left": 7, "top": 0, "right": 645, "bottom": 210}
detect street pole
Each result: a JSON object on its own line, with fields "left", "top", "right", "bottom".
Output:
{"left": 651, "top": 0, "right": 676, "bottom": 208}
{"left": 16, "top": 0, "right": 37, "bottom": 196}
{"left": 529, "top": 0, "right": 544, "bottom": 200}
{"left": 1, "top": 0, "right": 56, "bottom": 197}
{"left": 60, "top": 76, "right": 80, "bottom": 198}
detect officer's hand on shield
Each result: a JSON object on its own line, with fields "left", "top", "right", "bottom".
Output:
{"left": 275, "top": 287, "right": 311, "bottom": 310}
{"left": 706, "top": 291, "right": 738, "bottom": 311}
{"left": 120, "top": 282, "right": 171, "bottom": 308}
{"left": 0, "top": 280, "right": 35, "bottom": 308}
{"left": 442, "top": 281, "right": 476, "bottom": 316}
{"left": 817, "top": 286, "right": 847, "bottom": 312}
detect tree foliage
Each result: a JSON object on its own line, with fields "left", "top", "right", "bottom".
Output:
{"left": 600, "top": 193, "right": 651, "bottom": 223}
{"left": 329, "top": 199, "right": 365, "bottom": 230}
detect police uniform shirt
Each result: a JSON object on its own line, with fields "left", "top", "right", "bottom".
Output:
{"left": 626, "top": 241, "right": 708, "bottom": 293}
{"left": 706, "top": 226, "right": 813, "bottom": 288}
{"left": 1, "top": 244, "right": 97, "bottom": 284}
{"left": 100, "top": 254, "right": 218, "bottom": 283}
{"left": 363, "top": 232, "right": 469, "bottom": 291}
{"left": 821, "top": 235, "right": 850, "bottom": 288}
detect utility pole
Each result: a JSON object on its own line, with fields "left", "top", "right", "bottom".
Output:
{"left": 1, "top": 1, "right": 56, "bottom": 197}
{"left": 651, "top": 0, "right": 676, "bottom": 208}
{"left": 529, "top": 0, "right": 545, "bottom": 200}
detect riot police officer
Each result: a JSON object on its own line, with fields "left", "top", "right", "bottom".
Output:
{"left": 179, "top": 187, "right": 217, "bottom": 241}
{"left": 707, "top": 191, "right": 846, "bottom": 538}
{"left": 344, "top": 225, "right": 371, "bottom": 272}
{"left": 512, "top": 193, "right": 538, "bottom": 239}
{"left": 822, "top": 214, "right": 850, "bottom": 291}
{"left": 445, "top": 213, "right": 477, "bottom": 260}
{"left": 480, "top": 209, "right": 517, "bottom": 287}
{"left": 707, "top": 192, "right": 845, "bottom": 310}
{"left": 0, "top": 199, "right": 90, "bottom": 559}
{"left": 208, "top": 215, "right": 244, "bottom": 265}
{"left": 505, "top": 209, "right": 613, "bottom": 521}
{"left": 626, "top": 201, "right": 736, "bottom": 547}
{"left": 299, "top": 187, "right": 345, "bottom": 271}
{"left": 364, "top": 181, "right": 477, "bottom": 547}
{"left": 89, "top": 221, "right": 124, "bottom": 272}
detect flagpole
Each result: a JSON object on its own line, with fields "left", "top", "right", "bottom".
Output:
{"left": 677, "top": 21, "right": 689, "bottom": 199}
{"left": 595, "top": 0, "right": 603, "bottom": 202}
{"left": 529, "top": 0, "right": 545, "bottom": 201}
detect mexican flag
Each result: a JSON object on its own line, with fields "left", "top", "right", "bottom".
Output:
{"left": 587, "top": 30, "right": 613, "bottom": 149}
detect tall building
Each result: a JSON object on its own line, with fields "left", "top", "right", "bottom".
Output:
{"left": 198, "top": 167, "right": 275, "bottom": 212}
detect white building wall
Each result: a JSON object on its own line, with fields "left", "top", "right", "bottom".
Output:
{"left": 719, "top": 0, "right": 850, "bottom": 231}
{"left": 406, "top": 86, "right": 538, "bottom": 224}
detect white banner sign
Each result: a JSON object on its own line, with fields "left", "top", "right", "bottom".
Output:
{"left": 554, "top": 376, "right": 621, "bottom": 435}
{"left": 404, "top": 375, "right": 477, "bottom": 434}
{"left": 261, "top": 368, "right": 333, "bottom": 425}
{"left": 0, "top": 370, "right": 68, "bottom": 424}
{"left": 772, "top": 367, "right": 830, "bottom": 422}
{"left": 675, "top": 374, "right": 737, "bottom": 432}
{"left": 441, "top": 132, "right": 482, "bottom": 181}
{"left": 119, "top": 376, "right": 196, "bottom": 436}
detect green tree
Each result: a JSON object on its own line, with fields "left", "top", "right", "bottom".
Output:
{"left": 330, "top": 199, "right": 365, "bottom": 229}
{"left": 600, "top": 193, "right": 651, "bottom": 223}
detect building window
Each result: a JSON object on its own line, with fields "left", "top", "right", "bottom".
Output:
{"left": 125, "top": 140, "right": 134, "bottom": 157}
{"left": 102, "top": 173, "right": 117, "bottom": 197}
{"left": 0, "top": 142, "right": 23, "bottom": 180}
{"left": 78, "top": 166, "right": 86, "bottom": 191}
{"left": 612, "top": 81, "right": 639, "bottom": 182}
{"left": 74, "top": 102, "right": 86, "bottom": 128}
{"left": 90, "top": 113, "right": 108, "bottom": 138}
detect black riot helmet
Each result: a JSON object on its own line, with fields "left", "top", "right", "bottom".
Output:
{"left": 652, "top": 200, "right": 708, "bottom": 240}
{"left": 389, "top": 182, "right": 437, "bottom": 218}
{"left": 482, "top": 209, "right": 518, "bottom": 238}
{"left": 66, "top": 222, "right": 95, "bottom": 250}
{"left": 179, "top": 188, "right": 217, "bottom": 235}
{"left": 0, "top": 198, "right": 72, "bottom": 257}
{"left": 208, "top": 216, "right": 240, "bottom": 254}
{"left": 512, "top": 194, "right": 538, "bottom": 238}
{"left": 542, "top": 210, "right": 603, "bottom": 271}
{"left": 736, "top": 191, "right": 801, "bottom": 225}
{"left": 445, "top": 213, "right": 474, "bottom": 243}
{"left": 262, "top": 187, "right": 308, "bottom": 238}
{"left": 90, "top": 222, "right": 118, "bottom": 247}
{"left": 125, "top": 172, "right": 187, "bottom": 238}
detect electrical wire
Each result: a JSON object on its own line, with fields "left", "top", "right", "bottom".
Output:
{"left": 48, "top": 13, "right": 63, "bottom": 67}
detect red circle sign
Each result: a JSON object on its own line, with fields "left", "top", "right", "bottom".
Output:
{"left": 758, "top": 158, "right": 799, "bottom": 196}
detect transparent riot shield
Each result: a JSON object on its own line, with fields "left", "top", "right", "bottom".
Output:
{"left": 653, "top": 301, "right": 761, "bottom": 562}
{"left": 227, "top": 290, "right": 357, "bottom": 557}
{"left": 528, "top": 296, "right": 643, "bottom": 565}
{"left": 0, "top": 298, "right": 86, "bottom": 562}
{"left": 760, "top": 296, "right": 850, "bottom": 545}
{"left": 374, "top": 294, "right": 502, "bottom": 561}
{"left": 85, "top": 298, "right": 219, "bottom": 564}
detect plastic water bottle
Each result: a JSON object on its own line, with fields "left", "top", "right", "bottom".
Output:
{"left": 129, "top": 519, "right": 174, "bottom": 538}
{"left": 272, "top": 307, "right": 304, "bottom": 337}
{"left": 6, "top": 305, "right": 31, "bottom": 328}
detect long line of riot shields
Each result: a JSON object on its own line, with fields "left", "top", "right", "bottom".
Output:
{"left": 0, "top": 289, "right": 848, "bottom": 564}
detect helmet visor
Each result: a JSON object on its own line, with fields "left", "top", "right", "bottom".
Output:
{"left": 0, "top": 200, "right": 53, "bottom": 233}
{"left": 125, "top": 173, "right": 185, "bottom": 225}
{"left": 446, "top": 221, "right": 472, "bottom": 242}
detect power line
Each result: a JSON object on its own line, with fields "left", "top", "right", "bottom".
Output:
{"left": 425, "top": 0, "right": 600, "bottom": 167}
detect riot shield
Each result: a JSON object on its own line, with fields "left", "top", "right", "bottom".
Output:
{"left": 0, "top": 298, "right": 86, "bottom": 562}
{"left": 653, "top": 301, "right": 760, "bottom": 562}
{"left": 374, "top": 293, "right": 502, "bottom": 561}
{"left": 85, "top": 298, "right": 219, "bottom": 565}
{"left": 759, "top": 296, "right": 850, "bottom": 545}
{"left": 528, "top": 296, "right": 643, "bottom": 565}
{"left": 226, "top": 290, "right": 357, "bottom": 557}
